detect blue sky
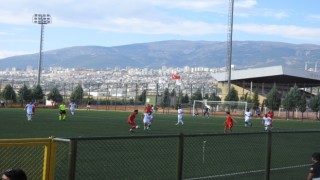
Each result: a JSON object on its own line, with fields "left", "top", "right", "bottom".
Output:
{"left": 0, "top": 0, "right": 320, "bottom": 59}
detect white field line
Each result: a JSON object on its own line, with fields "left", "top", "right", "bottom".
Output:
{"left": 183, "top": 164, "right": 310, "bottom": 180}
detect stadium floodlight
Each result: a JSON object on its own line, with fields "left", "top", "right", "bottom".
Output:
{"left": 32, "top": 14, "right": 52, "bottom": 85}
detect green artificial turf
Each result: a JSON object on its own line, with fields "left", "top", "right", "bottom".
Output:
{"left": 1, "top": 107, "right": 320, "bottom": 180}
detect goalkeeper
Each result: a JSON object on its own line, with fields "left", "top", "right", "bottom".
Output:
{"left": 203, "top": 106, "right": 210, "bottom": 118}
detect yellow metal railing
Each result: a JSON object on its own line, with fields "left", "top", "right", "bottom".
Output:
{"left": 0, "top": 138, "right": 56, "bottom": 180}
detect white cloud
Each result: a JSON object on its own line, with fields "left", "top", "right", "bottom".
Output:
{"left": 0, "top": 0, "right": 319, "bottom": 46}
{"left": 0, "top": 31, "right": 8, "bottom": 35}
{"left": 92, "top": 18, "right": 226, "bottom": 35}
{"left": 235, "top": 8, "right": 289, "bottom": 19}
{"left": 0, "top": 10, "right": 31, "bottom": 25}
{"left": 235, "top": 0, "right": 257, "bottom": 8}
{"left": 236, "top": 23, "right": 320, "bottom": 41}
{"left": 307, "top": 14, "right": 320, "bottom": 22}
{"left": 0, "top": 50, "right": 31, "bottom": 59}
{"left": 148, "top": 0, "right": 227, "bottom": 12}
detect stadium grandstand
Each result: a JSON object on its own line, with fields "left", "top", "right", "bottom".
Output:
{"left": 212, "top": 65, "right": 320, "bottom": 102}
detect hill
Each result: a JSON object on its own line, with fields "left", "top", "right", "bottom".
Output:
{"left": 0, "top": 40, "right": 320, "bottom": 70}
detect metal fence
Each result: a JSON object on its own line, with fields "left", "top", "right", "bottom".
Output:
{"left": 0, "top": 131, "right": 318, "bottom": 180}
{"left": 0, "top": 138, "right": 56, "bottom": 180}
{"left": 52, "top": 130, "right": 319, "bottom": 180}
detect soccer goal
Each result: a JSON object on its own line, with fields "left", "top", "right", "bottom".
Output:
{"left": 192, "top": 100, "right": 248, "bottom": 116}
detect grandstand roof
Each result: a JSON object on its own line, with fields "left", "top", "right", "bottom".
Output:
{"left": 212, "top": 65, "right": 320, "bottom": 87}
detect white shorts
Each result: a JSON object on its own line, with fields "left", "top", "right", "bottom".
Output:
{"left": 265, "top": 122, "right": 271, "bottom": 126}
{"left": 27, "top": 110, "right": 33, "bottom": 115}
{"left": 143, "top": 120, "right": 151, "bottom": 125}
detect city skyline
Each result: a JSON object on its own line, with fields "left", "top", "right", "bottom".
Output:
{"left": 0, "top": 0, "right": 320, "bottom": 59}
{"left": 0, "top": 66, "right": 220, "bottom": 103}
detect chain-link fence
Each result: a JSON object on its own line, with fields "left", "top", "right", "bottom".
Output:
{"left": 0, "top": 138, "right": 55, "bottom": 180}
{"left": 0, "top": 131, "right": 318, "bottom": 180}
{"left": 53, "top": 135, "right": 180, "bottom": 179}
{"left": 52, "top": 130, "right": 320, "bottom": 180}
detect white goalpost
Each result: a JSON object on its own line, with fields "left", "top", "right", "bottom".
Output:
{"left": 192, "top": 100, "right": 248, "bottom": 116}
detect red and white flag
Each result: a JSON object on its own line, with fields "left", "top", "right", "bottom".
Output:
{"left": 171, "top": 74, "right": 181, "bottom": 79}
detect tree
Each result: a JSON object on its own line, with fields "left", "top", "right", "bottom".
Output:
{"left": 208, "top": 92, "right": 221, "bottom": 101}
{"left": 298, "top": 94, "right": 307, "bottom": 120}
{"left": 170, "top": 89, "right": 176, "bottom": 97}
{"left": 289, "top": 85, "right": 302, "bottom": 118}
{"left": 181, "top": 93, "right": 189, "bottom": 104}
{"left": 17, "top": 84, "right": 32, "bottom": 104}
{"left": 1, "top": 84, "right": 17, "bottom": 103}
{"left": 309, "top": 94, "right": 320, "bottom": 120}
{"left": 246, "top": 96, "right": 253, "bottom": 103}
{"left": 170, "top": 89, "right": 177, "bottom": 108}
{"left": 70, "top": 84, "right": 84, "bottom": 102}
{"left": 31, "top": 85, "right": 45, "bottom": 103}
{"left": 282, "top": 85, "right": 301, "bottom": 119}
{"left": 224, "top": 86, "right": 239, "bottom": 101}
{"left": 252, "top": 90, "right": 260, "bottom": 111}
{"left": 160, "top": 88, "right": 170, "bottom": 112}
{"left": 191, "top": 88, "right": 202, "bottom": 102}
{"left": 191, "top": 88, "right": 203, "bottom": 110}
{"left": 265, "top": 83, "right": 281, "bottom": 112}
{"left": 138, "top": 89, "right": 147, "bottom": 103}
{"left": 239, "top": 92, "right": 248, "bottom": 101}
{"left": 282, "top": 92, "right": 292, "bottom": 119}
{"left": 224, "top": 86, "right": 239, "bottom": 111}
{"left": 47, "top": 87, "right": 63, "bottom": 103}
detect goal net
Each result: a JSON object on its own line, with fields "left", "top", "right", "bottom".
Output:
{"left": 192, "top": 100, "right": 249, "bottom": 116}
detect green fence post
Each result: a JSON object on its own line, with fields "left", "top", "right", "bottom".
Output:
{"left": 265, "top": 131, "right": 272, "bottom": 180}
{"left": 177, "top": 133, "right": 184, "bottom": 180}
{"left": 68, "top": 139, "right": 78, "bottom": 180}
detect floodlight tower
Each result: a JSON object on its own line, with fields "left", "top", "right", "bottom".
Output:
{"left": 32, "top": 14, "right": 52, "bottom": 85}
{"left": 226, "top": 0, "right": 234, "bottom": 93}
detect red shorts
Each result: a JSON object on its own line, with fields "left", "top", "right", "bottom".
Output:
{"left": 127, "top": 120, "right": 136, "bottom": 126}
{"left": 225, "top": 122, "right": 233, "bottom": 128}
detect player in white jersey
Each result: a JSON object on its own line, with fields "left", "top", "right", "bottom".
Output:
{"left": 24, "top": 102, "right": 35, "bottom": 121}
{"left": 69, "top": 101, "right": 77, "bottom": 115}
{"left": 176, "top": 105, "right": 184, "bottom": 125}
{"left": 142, "top": 112, "right": 153, "bottom": 130}
{"left": 262, "top": 114, "right": 272, "bottom": 131}
{"left": 244, "top": 108, "right": 252, "bottom": 127}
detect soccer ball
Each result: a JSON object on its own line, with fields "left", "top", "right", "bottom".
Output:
{"left": 136, "top": 125, "right": 140, "bottom": 129}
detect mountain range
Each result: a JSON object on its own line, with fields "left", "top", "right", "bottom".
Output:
{"left": 0, "top": 40, "right": 320, "bottom": 70}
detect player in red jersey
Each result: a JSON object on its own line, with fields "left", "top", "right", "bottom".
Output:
{"left": 128, "top": 110, "right": 139, "bottom": 133}
{"left": 145, "top": 104, "right": 151, "bottom": 113}
{"left": 32, "top": 102, "right": 36, "bottom": 115}
{"left": 224, "top": 111, "right": 237, "bottom": 133}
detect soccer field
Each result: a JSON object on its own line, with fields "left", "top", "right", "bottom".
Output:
{"left": 1, "top": 107, "right": 320, "bottom": 180}
{"left": 1, "top": 107, "right": 320, "bottom": 139}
